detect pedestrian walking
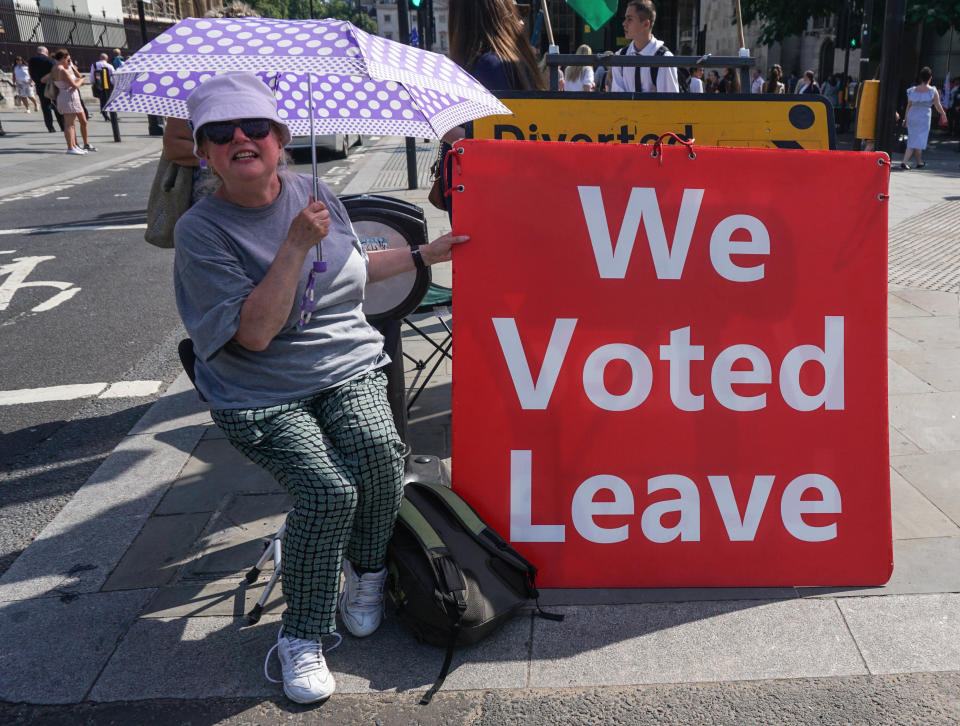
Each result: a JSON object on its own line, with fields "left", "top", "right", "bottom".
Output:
{"left": 763, "top": 64, "right": 785, "bottom": 93}
{"left": 173, "top": 72, "right": 467, "bottom": 704}
{"left": 786, "top": 71, "right": 799, "bottom": 93}
{"left": 449, "top": 0, "right": 544, "bottom": 91}
{"left": 822, "top": 74, "right": 840, "bottom": 106}
{"left": 48, "top": 49, "right": 94, "bottom": 154}
{"left": 900, "top": 66, "right": 947, "bottom": 169}
{"left": 594, "top": 63, "right": 608, "bottom": 92}
{"left": 110, "top": 48, "right": 125, "bottom": 69}
{"left": 608, "top": 0, "right": 679, "bottom": 93}
{"left": 89, "top": 53, "right": 115, "bottom": 122}
{"left": 12, "top": 57, "right": 40, "bottom": 113}
{"left": 688, "top": 66, "right": 704, "bottom": 93}
{"left": 563, "top": 44, "right": 596, "bottom": 92}
{"left": 750, "top": 68, "right": 764, "bottom": 93}
{"left": 718, "top": 67, "right": 741, "bottom": 93}
{"left": 28, "top": 46, "right": 64, "bottom": 133}
{"left": 440, "top": 0, "right": 546, "bottom": 217}
{"left": 706, "top": 69, "right": 720, "bottom": 93}
{"left": 796, "top": 70, "right": 820, "bottom": 95}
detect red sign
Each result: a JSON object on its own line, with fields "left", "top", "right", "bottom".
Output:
{"left": 450, "top": 139, "right": 892, "bottom": 587}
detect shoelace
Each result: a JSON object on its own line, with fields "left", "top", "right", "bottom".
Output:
{"left": 349, "top": 574, "right": 385, "bottom": 612}
{"left": 264, "top": 627, "right": 342, "bottom": 684}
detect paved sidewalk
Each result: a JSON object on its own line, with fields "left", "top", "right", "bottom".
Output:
{"left": 1, "top": 131, "right": 958, "bottom": 712}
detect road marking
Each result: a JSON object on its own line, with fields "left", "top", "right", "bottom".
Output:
{"left": 56, "top": 196, "right": 70, "bottom": 200}
{"left": 0, "top": 252, "right": 80, "bottom": 312}
{"left": 0, "top": 223, "right": 147, "bottom": 236}
{"left": 100, "top": 381, "right": 163, "bottom": 398}
{"left": 0, "top": 380, "right": 162, "bottom": 406}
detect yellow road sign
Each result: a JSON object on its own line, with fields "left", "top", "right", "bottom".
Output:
{"left": 470, "top": 92, "right": 836, "bottom": 150}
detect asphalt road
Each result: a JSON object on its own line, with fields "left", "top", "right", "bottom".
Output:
{"left": 0, "top": 140, "right": 370, "bottom": 575}
{"left": 2, "top": 672, "right": 958, "bottom": 725}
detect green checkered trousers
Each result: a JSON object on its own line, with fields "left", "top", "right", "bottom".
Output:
{"left": 211, "top": 369, "right": 406, "bottom": 639}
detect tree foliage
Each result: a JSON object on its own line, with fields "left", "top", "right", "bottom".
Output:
{"left": 249, "top": 0, "right": 377, "bottom": 32}
{"left": 742, "top": 0, "right": 960, "bottom": 45}
{"left": 741, "top": 0, "right": 851, "bottom": 45}
{"left": 907, "top": 0, "right": 960, "bottom": 34}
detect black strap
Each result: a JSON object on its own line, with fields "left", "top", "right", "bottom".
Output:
{"left": 420, "top": 622, "right": 460, "bottom": 705}
{"left": 623, "top": 44, "right": 667, "bottom": 92}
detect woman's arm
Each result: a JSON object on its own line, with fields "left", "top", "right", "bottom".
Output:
{"left": 933, "top": 89, "right": 947, "bottom": 118}
{"left": 367, "top": 233, "right": 469, "bottom": 283}
{"left": 233, "top": 199, "right": 332, "bottom": 351}
{"left": 69, "top": 66, "right": 84, "bottom": 89}
{"left": 163, "top": 118, "right": 201, "bottom": 166}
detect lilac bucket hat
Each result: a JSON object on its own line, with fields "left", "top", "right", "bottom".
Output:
{"left": 186, "top": 72, "right": 291, "bottom": 156}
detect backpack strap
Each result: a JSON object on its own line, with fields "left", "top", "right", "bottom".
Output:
{"left": 407, "top": 482, "right": 564, "bottom": 622}
{"left": 409, "top": 482, "right": 535, "bottom": 579}
{"left": 650, "top": 44, "right": 667, "bottom": 90}
{"left": 396, "top": 499, "right": 468, "bottom": 705}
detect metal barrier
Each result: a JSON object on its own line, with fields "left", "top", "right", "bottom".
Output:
{"left": 0, "top": 0, "right": 127, "bottom": 69}
{"left": 543, "top": 53, "right": 756, "bottom": 93}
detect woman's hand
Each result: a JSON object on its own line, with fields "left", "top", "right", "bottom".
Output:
{"left": 442, "top": 126, "right": 467, "bottom": 144}
{"left": 366, "top": 233, "right": 469, "bottom": 283}
{"left": 285, "top": 197, "right": 331, "bottom": 252}
{"left": 420, "top": 233, "right": 470, "bottom": 265}
{"left": 162, "top": 117, "right": 201, "bottom": 166}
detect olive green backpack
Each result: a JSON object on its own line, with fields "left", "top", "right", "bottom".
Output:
{"left": 386, "top": 480, "right": 563, "bottom": 704}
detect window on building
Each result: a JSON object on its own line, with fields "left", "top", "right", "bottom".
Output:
{"left": 385, "top": 32, "right": 393, "bottom": 39}
{"left": 384, "top": 13, "right": 391, "bottom": 22}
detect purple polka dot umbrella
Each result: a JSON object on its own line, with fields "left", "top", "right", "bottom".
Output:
{"left": 104, "top": 16, "right": 511, "bottom": 140}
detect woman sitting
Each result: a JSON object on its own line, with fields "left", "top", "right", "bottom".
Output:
{"left": 175, "top": 72, "right": 467, "bottom": 705}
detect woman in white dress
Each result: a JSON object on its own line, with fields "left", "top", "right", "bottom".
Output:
{"left": 563, "top": 44, "right": 595, "bottom": 92}
{"left": 12, "top": 57, "right": 39, "bottom": 112}
{"left": 901, "top": 66, "right": 947, "bottom": 169}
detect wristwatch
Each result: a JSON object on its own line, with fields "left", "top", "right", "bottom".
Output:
{"left": 411, "top": 245, "right": 426, "bottom": 272}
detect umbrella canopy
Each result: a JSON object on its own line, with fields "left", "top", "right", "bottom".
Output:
{"left": 105, "top": 17, "right": 511, "bottom": 139}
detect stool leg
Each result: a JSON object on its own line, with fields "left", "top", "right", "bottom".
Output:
{"left": 246, "top": 523, "right": 285, "bottom": 624}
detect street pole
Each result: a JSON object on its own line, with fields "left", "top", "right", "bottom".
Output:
{"left": 852, "top": 0, "right": 874, "bottom": 150}
{"left": 875, "top": 0, "right": 906, "bottom": 155}
{"left": 857, "top": 0, "right": 874, "bottom": 87}
{"left": 396, "top": 0, "right": 418, "bottom": 189}
{"left": 138, "top": 0, "right": 165, "bottom": 136}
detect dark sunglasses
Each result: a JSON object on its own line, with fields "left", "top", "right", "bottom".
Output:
{"left": 199, "top": 118, "right": 273, "bottom": 145}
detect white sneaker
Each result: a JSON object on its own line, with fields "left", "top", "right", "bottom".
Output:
{"left": 67, "top": 147, "right": 86, "bottom": 155}
{"left": 264, "top": 627, "right": 340, "bottom": 704}
{"left": 339, "top": 560, "right": 387, "bottom": 637}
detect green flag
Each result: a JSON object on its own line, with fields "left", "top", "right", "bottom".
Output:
{"left": 566, "top": 0, "right": 618, "bottom": 30}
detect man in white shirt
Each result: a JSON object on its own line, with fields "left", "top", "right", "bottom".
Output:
{"left": 609, "top": 0, "right": 679, "bottom": 94}
{"left": 751, "top": 69, "right": 764, "bottom": 93}
{"left": 688, "top": 66, "right": 704, "bottom": 93}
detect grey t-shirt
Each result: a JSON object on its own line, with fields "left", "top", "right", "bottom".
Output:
{"left": 174, "top": 171, "right": 385, "bottom": 410}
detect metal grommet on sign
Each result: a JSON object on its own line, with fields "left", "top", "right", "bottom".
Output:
{"left": 877, "top": 158, "right": 886, "bottom": 166}
{"left": 650, "top": 149, "right": 659, "bottom": 159}
{"left": 456, "top": 146, "right": 465, "bottom": 155}
{"left": 456, "top": 184, "right": 465, "bottom": 193}
{"left": 688, "top": 151, "right": 697, "bottom": 160}
{"left": 877, "top": 193, "right": 888, "bottom": 200}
